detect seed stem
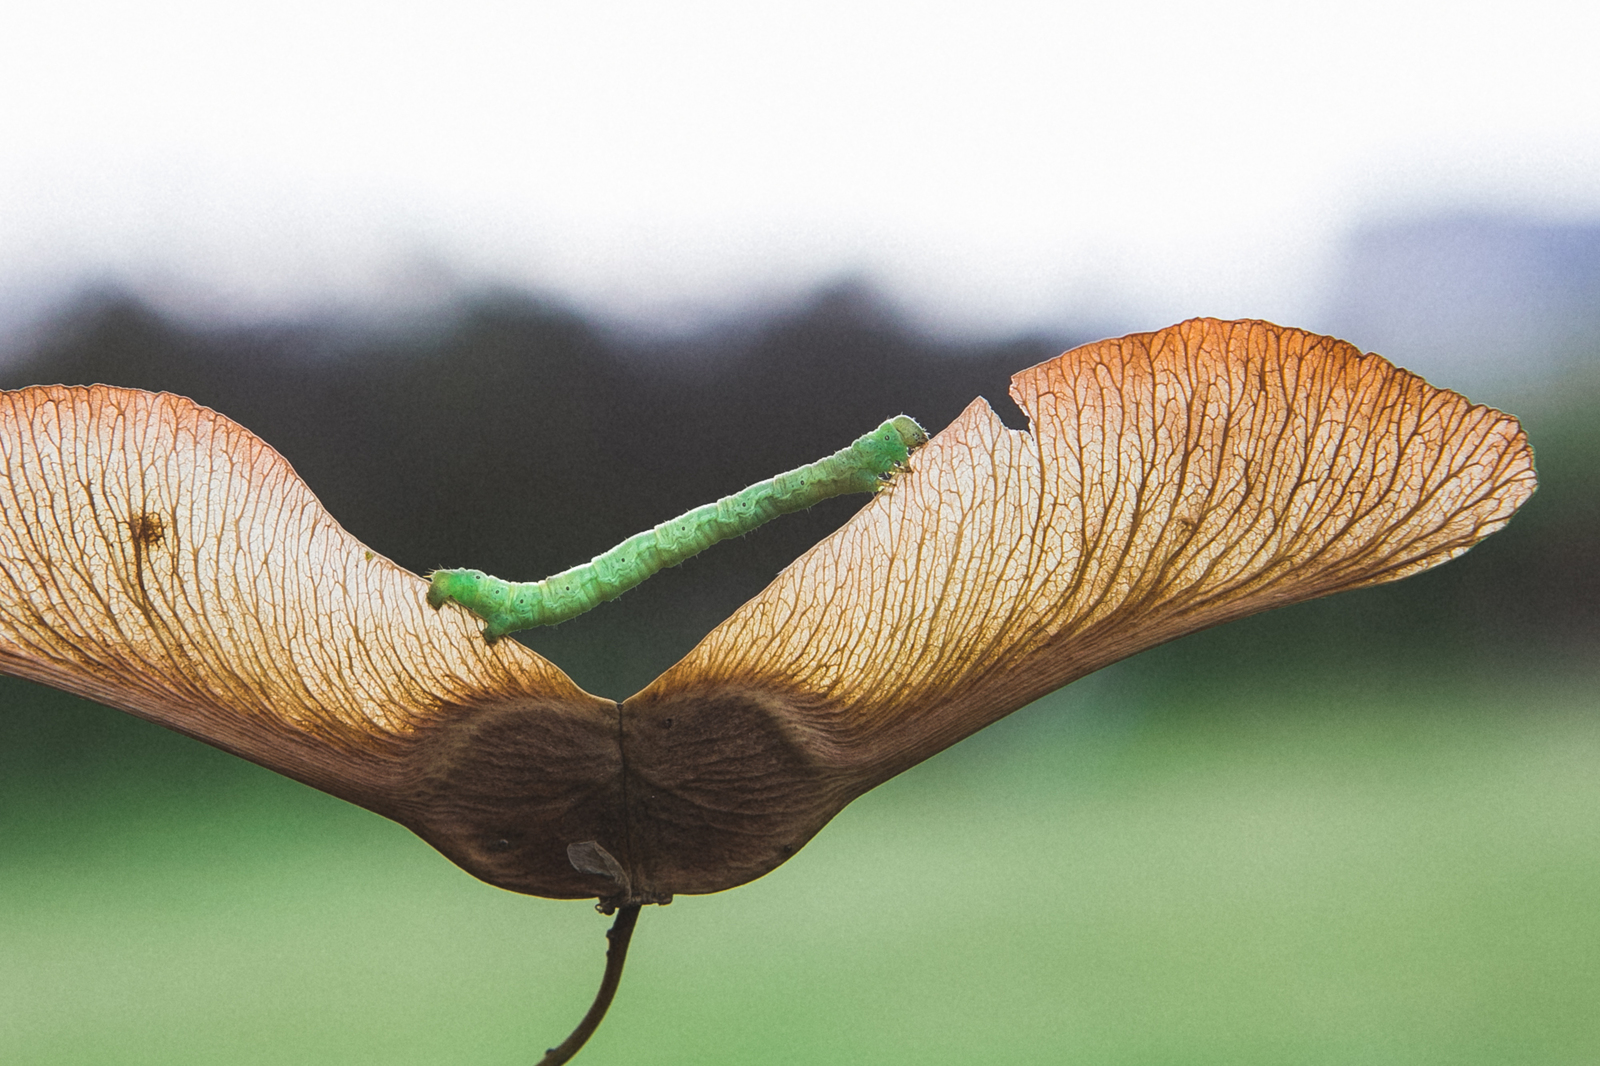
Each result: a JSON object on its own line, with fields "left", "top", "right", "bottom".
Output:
{"left": 536, "top": 904, "right": 643, "bottom": 1065}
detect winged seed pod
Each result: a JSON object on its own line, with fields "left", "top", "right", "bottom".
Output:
{"left": 0, "top": 319, "right": 1535, "bottom": 1062}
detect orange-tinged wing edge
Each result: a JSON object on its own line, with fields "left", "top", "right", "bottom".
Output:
{"left": 0, "top": 385, "right": 610, "bottom": 816}
{"left": 630, "top": 319, "right": 1536, "bottom": 813}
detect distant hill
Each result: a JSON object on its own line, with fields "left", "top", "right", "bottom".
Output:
{"left": 2, "top": 282, "right": 1592, "bottom": 695}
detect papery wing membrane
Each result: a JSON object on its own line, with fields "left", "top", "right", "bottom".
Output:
{"left": 0, "top": 386, "right": 610, "bottom": 816}
{"left": 631, "top": 319, "right": 1537, "bottom": 797}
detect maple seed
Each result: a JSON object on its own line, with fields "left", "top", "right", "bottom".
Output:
{"left": 0, "top": 319, "right": 1538, "bottom": 1062}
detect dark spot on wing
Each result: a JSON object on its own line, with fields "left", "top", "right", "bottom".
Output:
{"left": 128, "top": 511, "right": 166, "bottom": 550}
{"left": 126, "top": 510, "right": 168, "bottom": 616}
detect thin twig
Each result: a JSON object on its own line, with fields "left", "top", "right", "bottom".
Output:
{"left": 536, "top": 904, "right": 643, "bottom": 1065}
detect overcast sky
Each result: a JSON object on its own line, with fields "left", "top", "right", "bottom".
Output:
{"left": 2, "top": 0, "right": 1597, "bottom": 336}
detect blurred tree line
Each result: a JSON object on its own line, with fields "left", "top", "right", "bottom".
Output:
{"left": 2, "top": 285, "right": 1594, "bottom": 700}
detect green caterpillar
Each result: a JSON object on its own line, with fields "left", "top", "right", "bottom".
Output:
{"left": 427, "top": 415, "right": 927, "bottom": 642}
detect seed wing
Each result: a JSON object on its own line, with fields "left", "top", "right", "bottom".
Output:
{"left": 631, "top": 319, "right": 1537, "bottom": 790}
{"left": 0, "top": 385, "right": 606, "bottom": 813}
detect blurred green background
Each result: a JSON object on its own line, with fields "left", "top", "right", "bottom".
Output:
{"left": 2, "top": 288, "right": 1597, "bottom": 1064}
